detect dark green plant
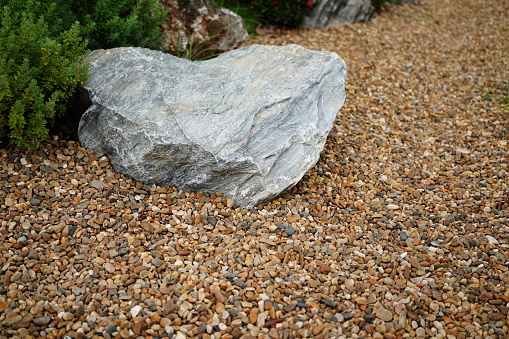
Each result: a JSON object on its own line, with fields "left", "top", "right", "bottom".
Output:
{"left": 245, "top": 0, "right": 316, "bottom": 28}
{"left": 0, "top": 0, "right": 169, "bottom": 50}
{"left": 77, "top": 0, "right": 169, "bottom": 50}
{"left": 371, "top": 0, "right": 388, "bottom": 9}
{"left": 214, "top": 0, "right": 315, "bottom": 29}
{"left": 0, "top": 5, "right": 89, "bottom": 148}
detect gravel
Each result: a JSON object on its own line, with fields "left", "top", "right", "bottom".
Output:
{"left": 1, "top": 0, "right": 509, "bottom": 338}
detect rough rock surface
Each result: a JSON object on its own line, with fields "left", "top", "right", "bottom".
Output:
{"left": 302, "top": 0, "right": 375, "bottom": 29}
{"left": 159, "top": 0, "right": 248, "bottom": 58}
{"left": 78, "top": 45, "right": 346, "bottom": 208}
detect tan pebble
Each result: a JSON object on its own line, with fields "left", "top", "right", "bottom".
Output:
{"left": 376, "top": 307, "right": 393, "bottom": 322}
{"left": 268, "top": 327, "right": 279, "bottom": 339}
{"left": 250, "top": 326, "right": 260, "bottom": 337}
{"left": 3, "top": 315, "right": 22, "bottom": 326}
{"left": 94, "top": 257, "right": 105, "bottom": 265}
{"left": 62, "top": 312, "right": 74, "bottom": 321}
{"left": 231, "top": 319, "right": 242, "bottom": 328}
{"left": 160, "top": 318, "right": 171, "bottom": 327}
{"left": 150, "top": 312, "right": 161, "bottom": 323}
{"left": 249, "top": 308, "right": 259, "bottom": 324}
{"left": 119, "top": 329, "right": 130, "bottom": 338}
{"left": 408, "top": 257, "right": 420, "bottom": 268}
{"left": 133, "top": 265, "right": 149, "bottom": 274}
{"left": 416, "top": 327, "right": 426, "bottom": 337}
{"left": 312, "top": 324, "right": 325, "bottom": 335}
{"left": 0, "top": 302, "right": 8, "bottom": 313}
{"left": 104, "top": 263, "right": 115, "bottom": 273}
{"left": 215, "top": 303, "right": 225, "bottom": 313}
{"left": 132, "top": 323, "right": 143, "bottom": 335}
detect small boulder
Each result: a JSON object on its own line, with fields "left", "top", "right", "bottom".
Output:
{"left": 78, "top": 45, "right": 346, "bottom": 208}
{"left": 302, "top": 0, "right": 375, "bottom": 29}
{"left": 159, "top": 0, "right": 248, "bottom": 59}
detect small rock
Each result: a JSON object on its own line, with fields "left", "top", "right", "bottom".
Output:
{"left": 3, "top": 315, "right": 22, "bottom": 326}
{"left": 152, "top": 257, "right": 163, "bottom": 267}
{"left": 486, "top": 235, "right": 499, "bottom": 245}
{"left": 62, "top": 312, "right": 74, "bottom": 321}
{"left": 130, "top": 305, "right": 142, "bottom": 318}
{"left": 322, "top": 299, "right": 336, "bottom": 309}
{"left": 283, "top": 304, "right": 297, "bottom": 312}
{"left": 104, "top": 263, "right": 115, "bottom": 273}
{"left": 233, "top": 279, "right": 246, "bottom": 288}
{"left": 33, "top": 317, "right": 52, "bottom": 326}
{"left": 30, "top": 198, "right": 41, "bottom": 206}
{"left": 416, "top": 327, "right": 426, "bottom": 337}
{"left": 342, "top": 313, "right": 353, "bottom": 321}
{"left": 90, "top": 180, "right": 106, "bottom": 190}
{"left": 375, "top": 307, "right": 393, "bottom": 322}
{"left": 17, "top": 236, "right": 28, "bottom": 245}
{"left": 10, "top": 271, "right": 22, "bottom": 282}
{"left": 408, "top": 257, "right": 420, "bottom": 268}
{"left": 284, "top": 226, "right": 296, "bottom": 236}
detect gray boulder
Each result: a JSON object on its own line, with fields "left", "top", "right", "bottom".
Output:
{"left": 78, "top": 45, "right": 346, "bottom": 208}
{"left": 302, "top": 0, "right": 375, "bottom": 29}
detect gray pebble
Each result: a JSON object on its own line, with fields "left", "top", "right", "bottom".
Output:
{"left": 283, "top": 303, "right": 297, "bottom": 312}
{"left": 233, "top": 279, "right": 246, "bottom": 288}
{"left": 342, "top": 313, "right": 353, "bottom": 320}
{"left": 30, "top": 198, "right": 41, "bottom": 206}
{"left": 284, "top": 226, "right": 296, "bottom": 236}
{"left": 322, "top": 298, "right": 336, "bottom": 309}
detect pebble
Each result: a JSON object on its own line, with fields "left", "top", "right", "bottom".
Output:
{"left": 233, "top": 279, "right": 246, "bottom": 288}
{"left": 284, "top": 226, "right": 296, "bottom": 236}
{"left": 33, "top": 317, "right": 52, "bottom": 326}
{"left": 376, "top": 307, "right": 393, "bottom": 322}
{"left": 3, "top": 315, "right": 22, "bottom": 326}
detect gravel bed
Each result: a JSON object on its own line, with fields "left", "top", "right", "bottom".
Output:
{"left": 1, "top": 0, "right": 509, "bottom": 338}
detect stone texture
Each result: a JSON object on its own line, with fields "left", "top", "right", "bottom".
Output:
{"left": 302, "top": 0, "right": 375, "bottom": 29}
{"left": 159, "top": 0, "right": 248, "bottom": 58}
{"left": 78, "top": 45, "right": 346, "bottom": 208}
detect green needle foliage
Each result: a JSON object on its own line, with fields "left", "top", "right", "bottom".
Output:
{"left": 0, "top": 4, "right": 89, "bottom": 148}
{"left": 0, "top": 0, "right": 169, "bottom": 148}
{"left": 0, "top": 0, "right": 169, "bottom": 50}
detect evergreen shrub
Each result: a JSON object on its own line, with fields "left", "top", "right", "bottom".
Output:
{"left": 244, "top": 0, "right": 316, "bottom": 28}
{"left": 370, "top": 0, "right": 388, "bottom": 9}
{"left": 0, "top": 5, "right": 88, "bottom": 148}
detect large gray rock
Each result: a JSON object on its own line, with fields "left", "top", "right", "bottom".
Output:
{"left": 159, "top": 0, "right": 248, "bottom": 59}
{"left": 302, "top": 0, "right": 375, "bottom": 29}
{"left": 78, "top": 45, "right": 346, "bottom": 208}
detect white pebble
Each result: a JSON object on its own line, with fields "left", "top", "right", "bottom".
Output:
{"left": 130, "top": 305, "right": 142, "bottom": 318}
